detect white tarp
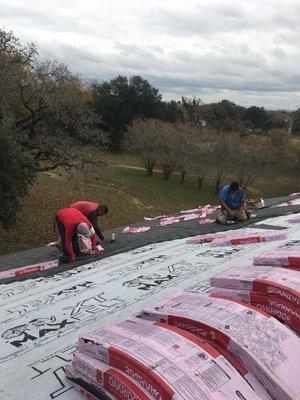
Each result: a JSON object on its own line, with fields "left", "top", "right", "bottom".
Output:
{"left": 0, "top": 217, "right": 299, "bottom": 400}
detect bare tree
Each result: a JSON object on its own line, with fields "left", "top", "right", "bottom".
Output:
{"left": 230, "top": 134, "right": 293, "bottom": 191}
{"left": 210, "top": 132, "right": 237, "bottom": 193}
{"left": 174, "top": 123, "right": 201, "bottom": 185}
{"left": 156, "top": 122, "right": 180, "bottom": 180}
{"left": 122, "top": 119, "right": 164, "bottom": 175}
{"left": 190, "top": 138, "right": 214, "bottom": 189}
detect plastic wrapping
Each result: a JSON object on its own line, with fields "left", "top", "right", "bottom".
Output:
{"left": 122, "top": 226, "right": 151, "bottom": 234}
{"left": 253, "top": 246, "right": 300, "bottom": 267}
{"left": 210, "top": 231, "right": 287, "bottom": 247}
{"left": 69, "top": 352, "right": 151, "bottom": 400}
{"left": 76, "top": 317, "right": 261, "bottom": 399}
{"left": 211, "top": 266, "right": 300, "bottom": 308}
{"left": 0, "top": 259, "right": 59, "bottom": 281}
{"left": 141, "top": 291, "right": 300, "bottom": 400}
{"left": 157, "top": 217, "right": 180, "bottom": 226}
{"left": 211, "top": 287, "right": 300, "bottom": 333}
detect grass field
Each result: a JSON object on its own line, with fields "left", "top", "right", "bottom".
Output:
{"left": 0, "top": 153, "right": 299, "bottom": 256}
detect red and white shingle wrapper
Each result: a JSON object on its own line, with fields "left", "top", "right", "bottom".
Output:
{"left": 0, "top": 259, "right": 59, "bottom": 280}
{"left": 179, "top": 213, "right": 200, "bottom": 221}
{"left": 77, "top": 317, "right": 262, "bottom": 400}
{"left": 144, "top": 215, "right": 166, "bottom": 221}
{"left": 211, "top": 286, "right": 300, "bottom": 333}
{"left": 157, "top": 217, "right": 181, "bottom": 226}
{"left": 211, "top": 266, "right": 300, "bottom": 308}
{"left": 199, "top": 219, "right": 214, "bottom": 225}
{"left": 122, "top": 226, "right": 151, "bottom": 234}
{"left": 187, "top": 230, "right": 287, "bottom": 246}
{"left": 141, "top": 291, "right": 300, "bottom": 400}
{"left": 253, "top": 246, "right": 300, "bottom": 269}
{"left": 67, "top": 353, "right": 151, "bottom": 400}
{"left": 210, "top": 230, "right": 287, "bottom": 247}
{"left": 187, "top": 229, "right": 265, "bottom": 244}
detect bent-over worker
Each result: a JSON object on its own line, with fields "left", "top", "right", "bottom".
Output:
{"left": 56, "top": 208, "right": 97, "bottom": 263}
{"left": 69, "top": 201, "right": 108, "bottom": 241}
{"left": 216, "top": 181, "right": 248, "bottom": 224}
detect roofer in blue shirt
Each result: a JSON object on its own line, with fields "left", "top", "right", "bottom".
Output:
{"left": 216, "top": 181, "right": 249, "bottom": 224}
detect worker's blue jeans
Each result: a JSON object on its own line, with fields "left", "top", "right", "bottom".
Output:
{"left": 56, "top": 218, "right": 81, "bottom": 262}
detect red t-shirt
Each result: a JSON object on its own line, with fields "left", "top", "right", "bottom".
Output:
{"left": 69, "top": 201, "right": 99, "bottom": 216}
{"left": 57, "top": 208, "right": 96, "bottom": 259}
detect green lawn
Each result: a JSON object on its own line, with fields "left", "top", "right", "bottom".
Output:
{"left": 115, "top": 167, "right": 218, "bottom": 213}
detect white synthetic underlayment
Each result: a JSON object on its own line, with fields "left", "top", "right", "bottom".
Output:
{"left": 0, "top": 217, "right": 299, "bottom": 400}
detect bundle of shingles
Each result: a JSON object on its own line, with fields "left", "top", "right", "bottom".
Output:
{"left": 210, "top": 239, "right": 300, "bottom": 322}
{"left": 141, "top": 291, "right": 300, "bottom": 400}
{"left": 66, "top": 315, "right": 266, "bottom": 400}
{"left": 210, "top": 265, "right": 300, "bottom": 333}
{"left": 211, "top": 266, "right": 300, "bottom": 333}
{"left": 187, "top": 229, "right": 287, "bottom": 246}
{"left": 253, "top": 246, "right": 300, "bottom": 270}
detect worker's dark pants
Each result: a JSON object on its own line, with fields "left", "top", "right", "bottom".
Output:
{"left": 56, "top": 217, "right": 80, "bottom": 262}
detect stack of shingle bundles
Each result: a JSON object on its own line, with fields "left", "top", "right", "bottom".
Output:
{"left": 211, "top": 286, "right": 300, "bottom": 334}
{"left": 210, "top": 266, "right": 300, "bottom": 333}
{"left": 67, "top": 317, "right": 263, "bottom": 400}
{"left": 141, "top": 291, "right": 300, "bottom": 400}
{"left": 253, "top": 246, "right": 300, "bottom": 270}
{"left": 210, "top": 230, "right": 287, "bottom": 247}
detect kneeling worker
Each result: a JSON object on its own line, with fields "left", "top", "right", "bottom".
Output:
{"left": 70, "top": 200, "right": 108, "bottom": 242}
{"left": 56, "top": 208, "right": 97, "bottom": 263}
{"left": 216, "top": 181, "right": 248, "bottom": 224}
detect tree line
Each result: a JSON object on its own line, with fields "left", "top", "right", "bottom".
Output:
{"left": 0, "top": 27, "right": 299, "bottom": 229}
{"left": 122, "top": 119, "right": 297, "bottom": 194}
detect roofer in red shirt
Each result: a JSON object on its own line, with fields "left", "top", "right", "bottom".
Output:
{"left": 69, "top": 201, "right": 108, "bottom": 242}
{"left": 56, "top": 208, "right": 97, "bottom": 263}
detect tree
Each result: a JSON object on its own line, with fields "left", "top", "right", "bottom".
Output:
{"left": 190, "top": 133, "right": 214, "bottom": 189}
{"left": 122, "top": 119, "right": 163, "bottom": 175}
{"left": 210, "top": 132, "right": 237, "bottom": 193}
{"left": 181, "top": 97, "right": 204, "bottom": 125}
{"left": 292, "top": 108, "right": 300, "bottom": 135}
{"left": 0, "top": 28, "right": 107, "bottom": 173}
{"left": 0, "top": 125, "right": 36, "bottom": 229}
{"left": 157, "top": 122, "right": 182, "bottom": 180}
{"left": 244, "top": 106, "right": 269, "bottom": 131}
{"left": 159, "top": 100, "right": 183, "bottom": 123}
{"left": 92, "top": 75, "right": 162, "bottom": 147}
{"left": 231, "top": 137, "right": 270, "bottom": 190}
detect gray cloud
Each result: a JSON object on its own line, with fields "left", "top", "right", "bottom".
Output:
{"left": 0, "top": 0, "right": 299, "bottom": 110}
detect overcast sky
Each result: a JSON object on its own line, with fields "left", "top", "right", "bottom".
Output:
{"left": 1, "top": 0, "right": 299, "bottom": 110}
